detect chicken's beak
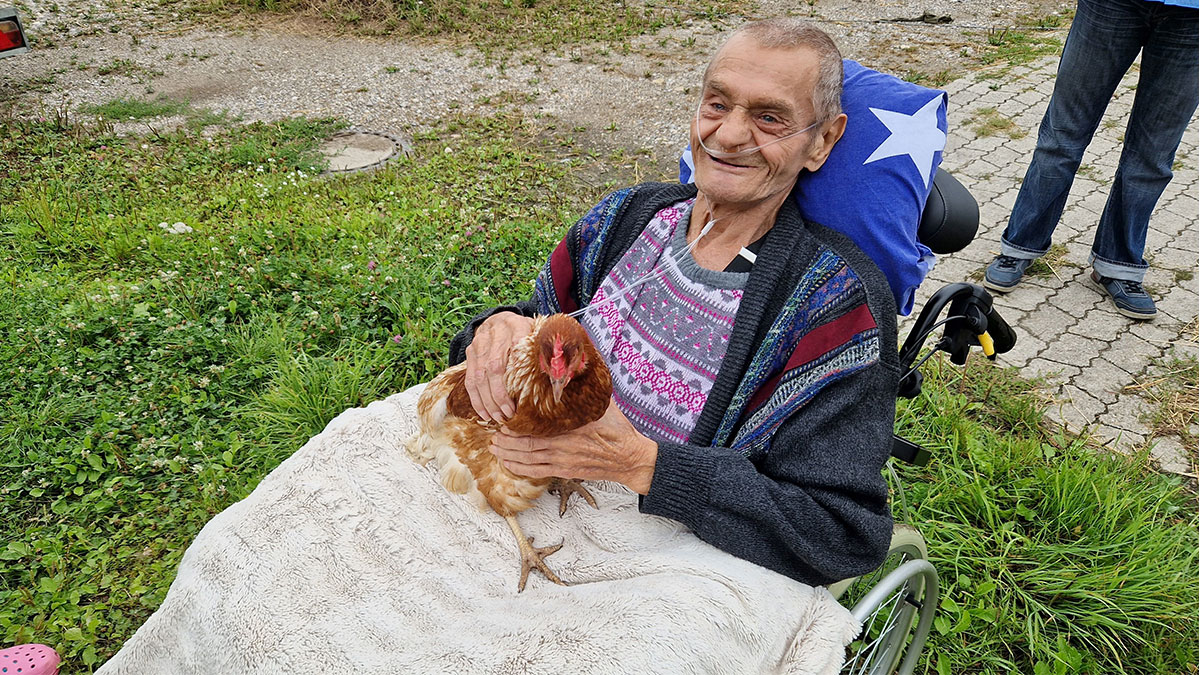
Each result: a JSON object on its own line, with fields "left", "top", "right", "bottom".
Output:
{"left": 551, "top": 376, "right": 569, "bottom": 404}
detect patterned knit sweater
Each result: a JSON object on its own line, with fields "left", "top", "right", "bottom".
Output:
{"left": 450, "top": 182, "right": 901, "bottom": 587}
{"left": 579, "top": 198, "right": 745, "bottom": 445}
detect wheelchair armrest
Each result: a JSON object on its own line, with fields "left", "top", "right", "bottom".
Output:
{"left": 891, "top": 435, "right": 931, "bottom": 466}
{"left": 917, "top": 168, "right": 979, "bottom": 255}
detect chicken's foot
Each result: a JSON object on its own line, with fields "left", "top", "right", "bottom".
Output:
{"left": 503, "top": 515, "right": 566, "bottom": 592}
{"left": 548, "top": 478, "right": 598, "bottom": 517}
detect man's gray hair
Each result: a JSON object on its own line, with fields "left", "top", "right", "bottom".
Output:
{"left": 717, "top": 18, "right": 844, "bottom": 124}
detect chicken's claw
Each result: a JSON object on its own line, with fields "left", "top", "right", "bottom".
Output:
{"left": 518, "top": 536, "right": 566, "bottom": 592}
{"left": 505, "top": 515, "right": 567, "bottom": 592}
{"left": 549, "top": 478, "right": 598, "bottom": 517}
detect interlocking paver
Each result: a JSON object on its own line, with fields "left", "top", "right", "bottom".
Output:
{"left": 1058, "top": 384, "right": 1110, "bottom": 426}
{"left": 1024, "top": 358, "right": 1083, "bottom": 393}
{"left": 945, "top": 54, "right": 1198, "bottom": 473}
{"left": 1098, "top": 392, "right": 1152, "bottom": 432}
{"left": 1147, "top": 437, "right": 1192, "bottom": 475}
{"left": 999, "top": 324, "right": 1047, "bottom": 368}
{"left": 1126, "top": 319, "right": 1186, "bottom": 352}
{"left": 1082, "top": 358, "right": 1139, "bottom": 405}
{"left": 1108, "top": 331, "right": 1171, "bottom": 370}
{"left": 1031, "top": 302, "right": 1080, "bottom": 334}
{"left": 1148, "top": 246, "right": 1196, "bottom": 272}
{"left": 1068, "top": 307, "right": 1130, "bottom": 340}
{"left": 1045, "top": 332, "right": 1110, "bottom": 366}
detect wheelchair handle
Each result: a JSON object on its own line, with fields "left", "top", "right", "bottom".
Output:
{"left": 898, "top": 282, "right": 1015, "bottom": 369}
{"left": 984, "top": 303, "right": 1016, "bottom": 356}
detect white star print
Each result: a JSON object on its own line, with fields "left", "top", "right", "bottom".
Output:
{"left": 863, "top": 95, "right": 946, "bottom": 188}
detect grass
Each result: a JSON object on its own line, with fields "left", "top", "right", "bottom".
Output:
{"left": 179, "top": 0, "right": 749, "bottom": 52}
{"left": 1025, "top": 242, "right": 1077, "bottom": 280}
{"left": 1, "top": 110, "right": 1196, "bottom": 674}
{"left": 0, "top": 109, "right": 580, "bottom": 670}
{"left": 77, "top": 96, "right": 240, "bottom": 134}
{"left": 969, "top": 10, "right": 1069, "bottom": 79}
{"left": 79, "top": 96, "right": 189, "bottom": 121}
{"left": 1125, "top": 355, "right": 1199, "bottom": 449}
{"left": 895, "top": 356, "right": 1198, "bottom": 674}
{"left": 967, "top": 106, "right": 1027, "bottom": 140}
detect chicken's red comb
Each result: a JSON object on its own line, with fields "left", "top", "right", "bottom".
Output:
{"left": 549, "top": 334, "right": 568, "bottom": 378}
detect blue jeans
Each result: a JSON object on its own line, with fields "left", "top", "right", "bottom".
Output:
{"left": 1000, "top": 0, "right": 1198, "bottom": 282}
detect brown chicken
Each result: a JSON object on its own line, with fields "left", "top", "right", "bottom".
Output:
{"left": 406, "top": 314, "right": 613, "bottom": 591}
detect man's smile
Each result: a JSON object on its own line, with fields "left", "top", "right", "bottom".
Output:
{"left": 709, "top": 153, "right": 755, "bottom": 169}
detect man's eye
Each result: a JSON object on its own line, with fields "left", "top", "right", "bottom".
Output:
{"left": 699, "top": 102, "right": 725, "bottom": 119}
{"left": 759, "top": 114, "right": 781, "bottom": 125}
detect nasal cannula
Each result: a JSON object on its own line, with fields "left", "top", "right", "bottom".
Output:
{"left": 693, "top": 102, "right": 820, "bottom": 161}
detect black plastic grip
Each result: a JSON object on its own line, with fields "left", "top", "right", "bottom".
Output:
{"left": 985, "top": 305, "right": 1017, "bottom": 355}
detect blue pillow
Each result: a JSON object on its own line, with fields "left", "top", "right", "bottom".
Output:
{"left": 680, "top": 59, "right": 947, "bottom": 315}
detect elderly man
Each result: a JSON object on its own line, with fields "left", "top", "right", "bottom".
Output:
{"left": 454, "top": 18, "right": 898, "bottom": 586}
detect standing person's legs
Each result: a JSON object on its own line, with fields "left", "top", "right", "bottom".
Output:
{"left": 1089, "top": 3, "right": 1199, "bottom": 282}
{"left": 986, "top": 0, "right": 1148, "bottom": 293}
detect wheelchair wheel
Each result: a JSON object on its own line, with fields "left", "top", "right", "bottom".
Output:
{"left": 837, "top": 525, "right": 939, "bottom": 675}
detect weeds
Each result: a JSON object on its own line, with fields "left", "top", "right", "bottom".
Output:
{"left": 94, "top": 58, "right": 162, "bottom": 81}
{"left": 1125, "top": 355, "right": 1199, "bottom": 447}
{"left": 896, "top": 355, "right": 1198, "bottom": 674}
{"left": 80, "top": 96, "right": 189, "bottom": 121}
{"left": 901, "top": 68, "right": 953, "bottom": 88}
{"left": 184, "top": 0, "right": 748, "bottom": 52}
{"left": 967, "top": 106, "right": 1027, "bottom": 140}
{"left": 1025, "top": 243, "right": 1077, "bottom": 280}
{"left": 972, "top": 18, "right": 1064, "bottom": 74}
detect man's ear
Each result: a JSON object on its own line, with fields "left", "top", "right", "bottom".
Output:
{"left": 802, "top": 113, "right": 848, "bottom": 172}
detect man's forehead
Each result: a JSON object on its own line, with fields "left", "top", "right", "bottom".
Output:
{"left": 703, "top": 44, "right": 817, "bottom": 112}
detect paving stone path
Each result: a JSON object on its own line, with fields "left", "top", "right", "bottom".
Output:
{"left": 910, "top": 56, "right": 1199, "bottom": 474}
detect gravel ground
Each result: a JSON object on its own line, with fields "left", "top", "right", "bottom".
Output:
{"left": 5, "top": 0, "right": 1072, "bottom": 167}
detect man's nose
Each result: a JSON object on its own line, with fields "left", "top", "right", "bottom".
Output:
{"left": 711, "top": 107, "right": 755, "bottom": 150}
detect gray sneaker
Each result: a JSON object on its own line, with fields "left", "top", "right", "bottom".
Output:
{"left": 1090, "top": 271, "right": 1157, "bottom": 320}
{"left": 983, "top": 255, "right": 1032, "bottom": 293}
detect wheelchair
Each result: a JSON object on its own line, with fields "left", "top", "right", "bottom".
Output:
{"left": 828, "top": 169, "right": 1017, "bottom": 675}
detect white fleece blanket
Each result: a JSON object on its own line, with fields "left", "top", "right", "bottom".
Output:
{"left": 98, "top": 385, "right": 859, "bottom": 675}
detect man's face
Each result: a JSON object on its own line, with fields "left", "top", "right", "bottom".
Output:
{"left": 690, "top": 35, "right": 839, "bottom": 208}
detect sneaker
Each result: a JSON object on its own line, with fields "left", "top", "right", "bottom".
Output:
{"left": 1090, "top": 270, "right": 1157, "bottom": 320}
{"left": 983, "top": 255, "right": 1032, "bottom": 293}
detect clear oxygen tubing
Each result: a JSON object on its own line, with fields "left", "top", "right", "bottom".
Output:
{"left": 693, "top": 101, "right": 820, "bottom": 161}
{"left": 565, "top": 207, "right": 721, "bottom": 321}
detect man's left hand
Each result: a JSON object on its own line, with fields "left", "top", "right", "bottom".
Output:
{"left": 489, "top": 399, "right": 658, "bottom": 495}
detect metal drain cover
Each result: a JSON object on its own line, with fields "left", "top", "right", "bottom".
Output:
{"left": 319, "top": 130, "right": 409, "bottom": 173}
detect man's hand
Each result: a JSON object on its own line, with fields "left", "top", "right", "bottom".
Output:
{"left": 464, "top": 311, "right": 533, "bottom": 422}
{"left": 489, "top": 399, "right": 659, "bottom": 495}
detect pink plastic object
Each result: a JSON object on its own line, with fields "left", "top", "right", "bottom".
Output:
{"left": 0, "top": 644, "right": 60, "bottom": 675}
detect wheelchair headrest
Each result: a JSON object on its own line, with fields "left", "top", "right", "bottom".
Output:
{"left": 918, "top": 168, "right": 979, "bottom": 255}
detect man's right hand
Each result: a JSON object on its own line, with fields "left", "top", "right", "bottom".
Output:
{"left": 463, "top": 311, "right": 533, "bottom": 422}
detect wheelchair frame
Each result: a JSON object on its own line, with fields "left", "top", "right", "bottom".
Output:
{"left": 830, "top": 281, "right": 1016, "bottom": 675}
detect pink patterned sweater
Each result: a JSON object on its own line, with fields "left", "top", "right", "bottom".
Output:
{"left": 578, "top": 199, "right": 747, "bottom": 444}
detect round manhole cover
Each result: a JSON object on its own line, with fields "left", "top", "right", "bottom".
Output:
{"left": 319, "top": 130, "right": 409, "bottom": 173}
